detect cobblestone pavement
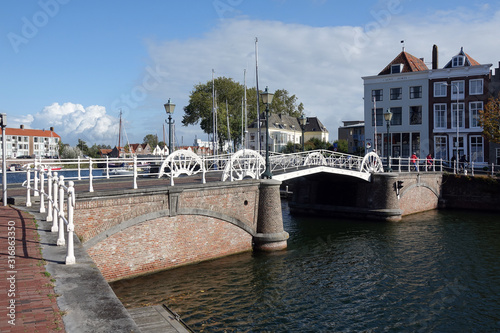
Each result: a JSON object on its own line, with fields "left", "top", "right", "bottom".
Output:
{"left": 0, "top": 206, "right": 65, "bottom": 333}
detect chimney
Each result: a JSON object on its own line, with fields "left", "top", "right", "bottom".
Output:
{"left": 50, "top": 126, "right": 54, "bottom": 132}
{"left": 432, "top": 44, "right": 438, "bottom": 70}
{"left": 20, "top": 125, "right": 24, "bottom": 129}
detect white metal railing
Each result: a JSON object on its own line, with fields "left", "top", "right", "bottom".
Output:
{"left": 23, "top": 165, "right": 76, "bottom": 265}
{"left": 383, "top": 156, "right": 444, "bottom": 173}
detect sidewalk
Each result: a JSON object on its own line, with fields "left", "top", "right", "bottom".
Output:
{"left": 0, "top": 205, "right": 65, "bottom": 332}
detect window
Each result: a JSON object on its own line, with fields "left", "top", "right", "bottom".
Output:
{"left": 470, "top": 79, "right": 483, "bottom": 95}
{"left": 371, "top": 108, "right": 383, "bottom": 126}
{"left": 470, "top": 136, "right": 484, "bottom": 163}
{"left": 434, "top": 104, "right": 446, "bottom": 129}
{"left": 452, "top": 56, "right": 465, "bottom": 67}
{"left": 470, "top": 101, "right": 483, "bottom": 128}
{"left": 390, "top": 107, "right": 402, "bottom": 126}
{"left": 391, "top": 64, "right": 403, "bottom": 74}
{"left": 434, "top": 82, "right": 447, "bottom": 97}
{"left": 410, "top": 106, "right": 422, "bottom": 125}
{"left": 372, "top": 89, "right": 383, "bottom": 102}
{"left": 450, "top": 80, "right": 465, "bottom": 100}
{"left": 410, "top": 86, "right": 422, "bottom": 99}
{"left": 451, "top": 103, "right": 465, "bottom": 128}
{"left": 434, "top": 136, "right": 447, "bottom": 160}
{"left": 390, "top": 87, "right": 402, "bottom": 100}
{"left": 411, "top": 132, "right": 420, "bottom": 155}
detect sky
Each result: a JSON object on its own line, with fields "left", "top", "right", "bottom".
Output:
{"left": 1, "top": 0, "right": 500, "bottom": 147}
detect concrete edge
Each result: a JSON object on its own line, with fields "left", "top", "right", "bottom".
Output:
{"left": 15, "top": 205, "right": 141, "bottom": 333}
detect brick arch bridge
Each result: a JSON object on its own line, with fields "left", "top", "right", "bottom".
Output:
{"left": 74, "top": 179, "right": 287, "bottom": 282}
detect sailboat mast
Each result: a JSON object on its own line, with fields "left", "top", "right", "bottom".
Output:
{"left": 255, "top": 37, "right": 261, "bottom": 151}
{"left": 118, "top": 109, "right": 122, "bottom": 157}
{"left": 212, "top": 69, "right": 216, "bottom": 155}
{"left": 244, "top": 68, "right": 247, "bottom": 149}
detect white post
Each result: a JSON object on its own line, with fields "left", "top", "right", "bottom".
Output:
{"left": 89, "top": 158, "right": 94, "bottom": 192}
{"left": 170, "top": 162, "right": 174, "bottom": 186}
{"left": 46, "top": 170, "right": 53, "bottom": 222}
{"left": 34, "top": 160, "right": 39, "bottom": 197}
{"left": 57, "top": 175, "right": 65, "bottom": 246}
{"left": 39, "top": 171, "right": 46, "bottom": 213}
{"left": 65, "top": 181, "right": 75, "bottom": 265}
{"left": 106, "top": 156, "right": 110, "bottom": 179}
{"left": 77, "top": 156, "right": 81, "bottom": 180}
{"left": 133, "top": 155, "right": 138, "bottom": 189}
{"left": 26, "top": 167, "right": 31, "bottom": 207}
{"left": 229, "top": 155, "right": 233, "bottom": 182}
{"left": 51, "top": 172, "right": 58, "bottom": 232}
{"left": 202, "top": 157, "right": 206, "bottom": 184}
{"left": 398, "top": 157, "right": 401, "bottom": 173}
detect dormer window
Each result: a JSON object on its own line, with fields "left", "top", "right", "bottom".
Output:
{"left": 452, "top": 55, "right": 465, "bottom": 67}
{"left": 391, "top": 64, "right": 403, "bottom": 74}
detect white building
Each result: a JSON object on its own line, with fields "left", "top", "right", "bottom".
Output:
{"left": 0, "top": 126, "right": 60, "bottom": 158}
{"left": 363, "top": 49, "right": 430, "bottom": 159}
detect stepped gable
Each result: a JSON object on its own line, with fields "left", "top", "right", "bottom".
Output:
{"left": 378, "top": 51, "right": 428, "bottom": 75}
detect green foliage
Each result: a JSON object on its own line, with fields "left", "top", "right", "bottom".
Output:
{"left": 182, "top": 76, "right": 304, "bottom": 148}
{"left": 479, "top": 92, "right": 500, "bottom": 144}
{"left": 143, "top": 134, "right": 159, "bottom": 149}
{"left": 281, "top": 141, "right": 301, "bottom": 153}
{"left": 333, "top": 139, "right": 348, "bottom": 153}
{"left": 305, "top": 137, "right": 331, "bottom": 151}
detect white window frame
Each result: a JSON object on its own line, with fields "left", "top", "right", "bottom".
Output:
{"left": 469, "top": 135, "right": 484, "bottom": 163}
{"left": 434, "top": 135, "right": 447, "bottom": 161}
{"left": 434, "top": 82, "right": 447, "bottom": 97}
{"left": 451, "top": 103, "right": 465, "bottom": 129}
{"left": 450, "top": 80, "right": 465, "bottom": 100}
{"left": 452, "top": 55, "right": 465, "bottom": 67}
{"left": 469, "top": 101, "right": 483, "bottom": 129}
{"left": 469, "top": 79, "right": 483, "bottom": 95}
{"left": 434, "top": 104, "right": 447, "bottom": 129}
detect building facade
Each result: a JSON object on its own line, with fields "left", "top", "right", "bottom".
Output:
{"left": 0, "top": 126, "right": 60, "bottom": 158}
{"left": 247, "top": 113, "right": 329, "bottom": 152}
{"left": 363, "top": 50, "right": 430, "bottom": 160}
{"left": 364, "top": 45, "right": 493, "bottom": 166}
{"left": 338, "top": 120, "right": 365, "bottom": 154}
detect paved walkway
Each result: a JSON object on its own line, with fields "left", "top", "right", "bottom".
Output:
{"left": 0, "top": 205, "right": 65, "bottom": 332}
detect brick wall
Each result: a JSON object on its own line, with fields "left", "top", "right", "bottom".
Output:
{"left": 74, "top": 181, "right": 263, "bottom": 281}
{"left": 88, "top": 215, "right": 253, "bottom": 281}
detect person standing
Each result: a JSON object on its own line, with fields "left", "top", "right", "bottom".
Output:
{"left": 411, "top": 152, "right": 418, "bottom": 171}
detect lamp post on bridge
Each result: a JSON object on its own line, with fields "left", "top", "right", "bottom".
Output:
{"left": 384, "top": 109, "right": 393, "bottom": 172}
{"left": 164, "top": 99, "right": 175, "bottom": 155}
{"left": 260, "top": 86, "right": 274, "bottom": 179}
{"left": 299, "top": 114, "right": 307, "bottom": 152}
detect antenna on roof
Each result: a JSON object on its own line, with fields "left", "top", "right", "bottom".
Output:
{"left": 401, "top": 40, "right": 405, "bottom": 52}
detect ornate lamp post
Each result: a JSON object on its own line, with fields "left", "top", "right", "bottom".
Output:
{"left": 260, "top": 86, "right": 274, "bottom": 179}
{"left": 299, "top": 115, "right": 307, "bottom": 152}
{"left": 384, "top": 109, "right": 393, "bottom": 172}
{"left": 164, "top": 99, "right": 175, "bottom": 154}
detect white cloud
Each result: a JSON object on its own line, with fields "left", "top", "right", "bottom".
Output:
{"left": 143, "top": 9, "right": 500, "bottom": 143}
{"left": 32, "top": 103, "right": 120, "bottom": 145}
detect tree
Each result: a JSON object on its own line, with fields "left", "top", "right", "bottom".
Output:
{"left": 77, "top": 139, "right": 89, "bottom": 155}
{"left": 333, "top": 139, "right": 348, "bottom": 154}
{"left": 479, "top": 93, "right": 500, "bottom": 144}
{"left": 182, "top": 76, "right": 305, "bottom": 149}
{"left": 143, "top": 134, "right": 159, "bottom": 149}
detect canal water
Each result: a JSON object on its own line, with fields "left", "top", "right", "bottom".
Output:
{"left": 110, "top": 203, "right": 500, "bottom": 332}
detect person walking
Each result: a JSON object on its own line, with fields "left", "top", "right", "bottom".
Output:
{"left": 426, "top": 153, "right": 433, "bottom": 171}
{"left": 411, "top": 152, "right": 418, "bottom": 171}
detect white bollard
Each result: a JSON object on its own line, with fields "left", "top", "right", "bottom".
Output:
{"left": 39, "top": 171, "right": 45, "bottom": 213}
{"left": 77, "top": 156, "right": 81, "bottom": 181}
{"left": 56, "top": 175, "right": 65, "bottom": 246}
{"left": 46, "top": 170, "right": 53, "bottom": 222}
{"left": 51, "top": 172, "right": 59, "bottom": 232}
{"left": 89, "top": 158, "right": 94, "bottom": 192}
{"left": 133, "top": 156, "right": 138, "bottom": 189}
{"left": 65, "top": 181, "right": 76, "bottom": 265}
{"left": 106, "top": 156, "right": 110, "bottom": 179}
{"left": 34, "top": 160, "right": 39, "bottom": 197}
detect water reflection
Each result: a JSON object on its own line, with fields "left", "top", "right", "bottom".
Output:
{"left": 111, "top": 206, "right": 500, "bottom": 332}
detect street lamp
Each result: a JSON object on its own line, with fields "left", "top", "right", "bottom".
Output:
{"left": 299, "top": 115, "right": 307, "bottom": 152}
{"left": 1, "top": 114, "right": 6, "bottom": 206}
{"left": 384, "top": 109, "right": 393, "bottom": 171}
{"left": 164, "top": 98, "right": 175, "bottom": 154}
{"left": 260, "top": 86, "right": 274, "bottom": 179}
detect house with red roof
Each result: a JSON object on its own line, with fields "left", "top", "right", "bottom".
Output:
{"left": 1, "top": 125, "right": 60, "bottom": 158}
{"left": 363, "top": 45, "right": 493, "bottom": 167}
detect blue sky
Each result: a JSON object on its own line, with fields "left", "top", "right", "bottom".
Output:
{"left": 1, "top": 0, "right": 500, "bottom": 147}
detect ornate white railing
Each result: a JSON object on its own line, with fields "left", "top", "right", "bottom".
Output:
{"left": 23, "top": 165, "right": 76, "bottom": 265}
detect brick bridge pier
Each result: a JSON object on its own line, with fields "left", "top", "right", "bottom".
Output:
{"left": 74, "top": 179, "right": 288, "bottom": 281}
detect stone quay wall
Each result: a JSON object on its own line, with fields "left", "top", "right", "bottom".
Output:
{"left": 440, "top": 174, "right": 500, "bottom": 211}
